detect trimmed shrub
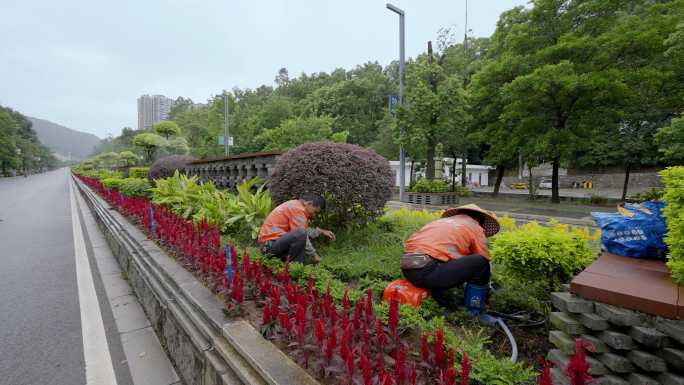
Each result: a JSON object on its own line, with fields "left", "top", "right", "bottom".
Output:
{"left": 129, "top": 166, "right": 150, "bottom": 179}
{"left": 411, "top": 179, "right": 450, "bottom": 192}
{"left": 491, "top": 222, "right": 596, "bottom": 290}
{"left": 660, "top": 166, "right": 684, "bottom": 286}
{"left": 269, "top": 141, "right": 394, "bottom": 228}
{"left": 148, "top": 155, "right": 196, "bottom": 180}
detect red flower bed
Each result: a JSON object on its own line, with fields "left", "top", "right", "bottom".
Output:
{"left": 76, "top": 174, "right": 591, "bottom": 385}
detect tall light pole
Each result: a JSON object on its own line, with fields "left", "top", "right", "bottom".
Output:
{"left": 386, "top": 3, "right": 406, "bottom": 202}
{"left": 223, "top": 90, "right": 230, "bottom": 156}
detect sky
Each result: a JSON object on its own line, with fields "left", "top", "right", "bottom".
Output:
{"left": 0, "top": 0, "right": 528, "bottom": 139}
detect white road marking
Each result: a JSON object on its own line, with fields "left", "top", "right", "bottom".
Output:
{"left": 69, "top": 179, "right": 118, "bottom": 385}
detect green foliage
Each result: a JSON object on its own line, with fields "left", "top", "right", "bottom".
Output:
{"left": 118, "top": 151, "right": 138, "bottom": 167}
{"left": 119, "top": 178, "right": 151, "bottom": 197}
{"left": 151, "top": 171, "right": 271, "bottom": 241}
{"left": 153, "top": 120, "right": 181, "bottom": 139}
{"left": 102, "top": 177, "right": 124, "bottom": 190}
{"left": 129, "top": 166, "right": 149, "bottom": 179}
{"left": 133, "top": 133, "right": 166, "bottom": 162}
{"left": 656, "top": 114, "right": 684, "bottom": 164}
{"left": 411, "top": 178, "right": 450, "bottom": 192}
{"left": 491, "top": 222, "right": 597, "bottom": 290}
{"left": 255, "top": 116, "right": 345, "bottom": 150}
{"left": 660, "top": 166, "right": 684, "bottom": 286}
{"left": 629, "top": 188, "right": 664, "bottom": 202}
{"left": 0, "top": 105, "right": 58, "bottom": 175}
{"left": 93, "top": 152, "right": 120, "bottom": 168}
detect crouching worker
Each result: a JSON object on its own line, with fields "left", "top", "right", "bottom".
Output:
{"left": 401, "top": 204, "right": 499, "bottom": 312}
{"left": 258, "top": 193, "right": 335, "bottom": 264}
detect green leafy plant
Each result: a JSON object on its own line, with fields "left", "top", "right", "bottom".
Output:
{"left": 411, "top": 179, "right": 451, "bottom": 192}
{"left": 151, "top": 170, "right": 215, "bottom": 219}
{"left": 119, "top": 178, "right": 151, "bottom": 197}
{"left": 660, "top": 166, "right": 684, "bottom": 286}
{"left": 102, "top": 177, "right": 124, "bottom": 190}
{"left": 129, "top": 167, "right": 150, "bottom": 179}
{"left": 491, "top": 222, "right": 597, "bottom": 291}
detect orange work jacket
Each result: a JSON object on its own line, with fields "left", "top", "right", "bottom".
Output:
{"left": 404, "top": 214, "right": 490, "bottom": 262}
{"left": 258, "top": 199, "right": 310, "bottom": 243}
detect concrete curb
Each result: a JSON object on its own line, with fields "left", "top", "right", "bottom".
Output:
{"left": 74, "top": 176, "right": 320, "bottom": 385}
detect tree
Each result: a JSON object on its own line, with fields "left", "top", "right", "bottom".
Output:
{"left": 118, "top": 151, "right": 138, "bottom": 167}
{"left": 656, "top": 114, "right": 684, "bottom": 164}
{"left": 154, "top": 120, "right": 181, "bottom": 139}
{"left": 255, "top": 116, "right": 345, "bottom": 150}
{"left": 94, "top": 152, "right": 120, "bottom": 168}
{"left": 165, "top": 137, "right": 190, "bottom": 155}
{"left": 437, "top": 76, "right": 470, "bottom": 187}
{"left": 133, "top": 133, "right": 166, "bottom": 163}
{"left": 398, "top": 54, "right": 445, "bottom": 180}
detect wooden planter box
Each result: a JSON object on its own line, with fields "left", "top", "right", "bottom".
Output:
{"left": 406, "top": 192, "right": 460, "bottom": 205}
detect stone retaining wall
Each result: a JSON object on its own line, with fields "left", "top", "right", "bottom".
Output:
{"left": 548, "top": 290, "right": 684, "bottom": 385}
{"left": 185, "top": 151, "right": 283, "bottom": 189}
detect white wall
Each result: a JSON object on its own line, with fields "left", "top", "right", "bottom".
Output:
{"left": 389, "top": 161, "right": 411, "bottom": 187}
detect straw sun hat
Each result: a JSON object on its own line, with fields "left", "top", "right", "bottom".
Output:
{"left": 441, "top": 204, "right": 500, "bottom": 237}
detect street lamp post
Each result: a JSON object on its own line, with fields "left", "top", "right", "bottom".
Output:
{"left": 386, "top": 3, "right": 406, "bottom": 202}
{"left": 223, "top": 90, "right": 230, "bottom": 157}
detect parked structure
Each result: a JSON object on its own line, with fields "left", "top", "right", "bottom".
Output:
{"left": 185, "top": 151, "right": 284, "bottom": 189}
{"left": 137, "top": 94, "right": 174, "bottom": 129}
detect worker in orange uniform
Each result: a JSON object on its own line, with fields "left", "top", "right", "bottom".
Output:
{"left": 258, "top": 193, "right": 335, "bottom": 264}
{"left": 401, "top": 204, "right": 500, "bottom": 311}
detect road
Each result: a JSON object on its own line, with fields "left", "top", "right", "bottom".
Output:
{"left": 0, "top": 168, "right": 177, "bottom": 385}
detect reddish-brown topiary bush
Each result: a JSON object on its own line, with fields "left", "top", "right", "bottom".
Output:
{"left": 269, "top": 141, "right": 393, "bottom": 228}
{"left": 148, "top": 155, "right": 197, "bottom": 180}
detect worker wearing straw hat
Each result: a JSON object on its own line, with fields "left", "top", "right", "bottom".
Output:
{"left": 400, "top": 204, "right": 500, "bottom": 308}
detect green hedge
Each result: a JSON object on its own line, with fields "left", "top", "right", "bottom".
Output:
{"left": 660, "top": 167, "right": 684, "bottom": 286}
{"left": 129, "top": 167, "right": 149, "bottom": 179}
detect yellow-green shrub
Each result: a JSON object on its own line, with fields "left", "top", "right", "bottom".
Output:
{"left": 491, "top": 222, "right": 596, "bottom": 289}
{"left": 102, "top": 177, "right": 124, "bottom": 190}
{"left": 129, "top": 167, "right": 149, "bottom": 179}
{"left": 660, "top": 166, "right": 684, "bottom": 286}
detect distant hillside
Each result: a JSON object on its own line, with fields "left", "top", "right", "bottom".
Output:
{"left": 28, "top": 117, "right": 101, "bottom": 160}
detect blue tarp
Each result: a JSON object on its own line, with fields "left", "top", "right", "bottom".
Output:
{"left": 591, "top": 201, "right": 667, "bottom": 259}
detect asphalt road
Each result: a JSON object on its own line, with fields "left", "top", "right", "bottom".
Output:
{"left": 0, "top": 169, "right": 143, "bottom": 385}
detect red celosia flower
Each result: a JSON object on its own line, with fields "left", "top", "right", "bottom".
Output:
{"left": 360, "top": 351, "right": 372, "bottom": 385}
{"left": 262, "top": 302, "right": 272, "bottom": 325}
{"left": 421, "top": 333, "right": 431, "bottom": 364}
{"left": 315, "top": 318, "right": 326, "bottom": 348}
{"left": 325, "top": 324, "right": 338, "bottom": 365}
{"left": 395, "top": 348, "right": 406, "bottom": 385}
{"left": 449, "top": 349, "right": 455, "bottom": 368}
{"left": 361, "top": 321, "right": 371, "bottom": 355}
{"left": 388, "top": 292, "right": 400, "bottom": 341}
{"left": 353, "top": 299, "right": 363, "bottom": 330}
{"left": 539, "top": 360, "right": 553, "bottom": 385}
{"left": 382, "top": 373, "right": 393, "bottom": 385}
{"left": 444, "top": 367, "right": 457, "bottom": 385}
{"left": 345, "top": 347, "right": 354, "bottom": 378}
{"left": 376, "top": 318, "right": 387, "bottom": 350}
{"left": 366, "top": 289, "right": 374, "bottom": 322}
{"left": 232, "top": 276, "right": 244, "bottom": 304}
{"left": 376, "top": 350, "right": 386, "bottom": 381}
{"left": 435, "top": 329, "right": 446, "bottom": 369}
{"left": 566, "top": 338, "right": 592, "bottom": 385}
{"left": 279, "top": 311, "right": 292, "bottom": 333}
{"left": 460, "top": 350, "right": 470, "bottom": 385}
{"left": 343, "top": 287, "right": 351, "bottom": 313}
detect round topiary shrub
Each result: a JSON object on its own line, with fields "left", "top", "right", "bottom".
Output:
{"left": 148, "top": 155, "right": 197, "bottom": 180}
{"left": 269, "top": 141, "right": 394, "bottom": 228}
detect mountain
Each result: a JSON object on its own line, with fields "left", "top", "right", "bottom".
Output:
{"left": 27, "top": 116, "right": 101, "bottom": 160}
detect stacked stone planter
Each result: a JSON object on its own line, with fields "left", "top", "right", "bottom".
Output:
{"left": 406, "top": 191, "right": 460, "bottom": 205}
{"left": 548, "top": 289, "right": 684, "bottom": 385}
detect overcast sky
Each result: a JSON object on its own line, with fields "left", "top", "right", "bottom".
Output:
{"left": 0, "top": 0, "right": 527, "bottom": 139}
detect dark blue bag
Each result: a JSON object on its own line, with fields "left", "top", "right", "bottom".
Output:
{"left": 591, "top": 201, "right": 667, "bottom": 259}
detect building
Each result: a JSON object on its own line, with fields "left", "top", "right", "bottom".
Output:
{"left": 389, "top": 161, "right": 411, "bottom": 188}
{"left": 137, "top": 95, "right": 174, "bottom": 129}
{"left": 442, "top": 158, "right": 493, "bottom": 187}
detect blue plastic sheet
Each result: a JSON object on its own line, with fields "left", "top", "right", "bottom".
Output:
{"left": 591, "top": 201, "right": 667, "bottom": 259}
